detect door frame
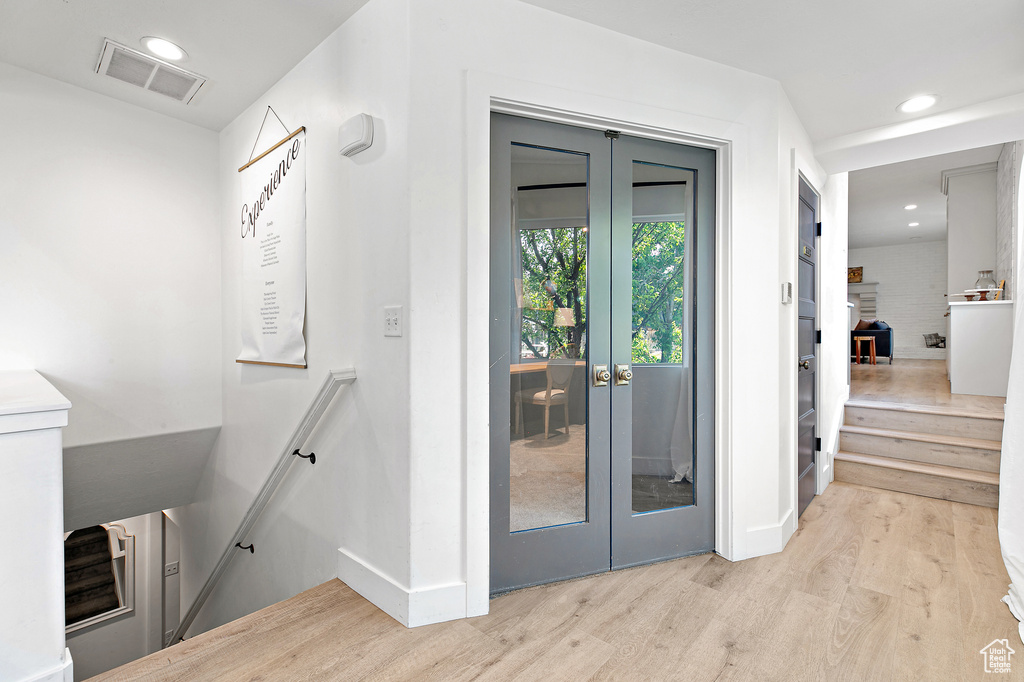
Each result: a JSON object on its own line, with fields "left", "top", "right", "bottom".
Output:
{"left": 465, "top": 72, "right": 735, "bottom": 617}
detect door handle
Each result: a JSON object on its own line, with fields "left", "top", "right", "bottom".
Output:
{"left": 593, "top": 364, "right": 611, "bottom": 387}
{"left": 800, "top": 360, "right": 810, "bottom": 370}
{"left": 614, "top": 364, "right": 632, "bottom": 386}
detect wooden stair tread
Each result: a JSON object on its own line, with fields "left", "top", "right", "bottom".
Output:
{"left": 845, "top": 399, "right": 1004, "bottom": 421}
{"left": 835, "top": 452, "right": 1000, "bottom": 485}
{"left": 838, "top": 425, "right": 1002, "bottom": 451}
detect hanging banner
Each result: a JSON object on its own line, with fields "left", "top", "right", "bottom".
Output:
{"left": 236, "top": 129, "right": 307, "bottom": 368}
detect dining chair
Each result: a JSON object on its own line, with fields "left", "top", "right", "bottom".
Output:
{"left": 514, "top": 359, "right": 576, "bottom": 439}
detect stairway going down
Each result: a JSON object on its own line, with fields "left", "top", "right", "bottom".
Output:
{"left": 65, "top": 525, "right": 119, "bottom": 625}
{"left": 835, "top": 400, "right": 1003, "bottom": 508}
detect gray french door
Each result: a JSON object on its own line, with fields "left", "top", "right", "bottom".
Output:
{"left": 489, "top": 114, "right": 715, "bottom": 594}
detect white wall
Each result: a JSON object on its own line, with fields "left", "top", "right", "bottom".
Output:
{"left": 0, "top": 63, "right": 222, "bottom": 449}
{"left": 66, "top": 513, "right": 163, "bottom": 681}
{"left": 849, "top": 241, "right": 948, "bottom": 360}
{"left": 173, "top": 0, "right": 415, "bottom": 633}
{"left": 947, "top": 169, "right": 997, "bottom": 297}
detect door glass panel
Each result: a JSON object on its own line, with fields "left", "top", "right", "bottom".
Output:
{"left": 630, "top": 161, "right": 695, "bottom": 514}
{"left": 508, "top": 142, "right": 589, "bottom": 532}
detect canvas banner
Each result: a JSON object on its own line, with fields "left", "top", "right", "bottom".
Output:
{"left": 236, "top": 131, "right": 306, "bottom": 367}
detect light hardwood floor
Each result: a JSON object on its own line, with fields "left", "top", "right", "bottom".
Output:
{"left": 94, "top": 482, "right": 1020, "bottom": 681}
{"left": 850, "top": 358, "right": 1005, "bottom": 413}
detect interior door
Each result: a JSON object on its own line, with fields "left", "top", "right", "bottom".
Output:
{"left": 610, "top": 133, "right": 715, "bottom": 567}
{"left": 797, "top": 176, "right": 819, "bottom": 517}
{"left": 489, "top": 114, "right": 611, "bottom": 592}
{"left": 489, "top": 113, "right": 716, "bottom": 594}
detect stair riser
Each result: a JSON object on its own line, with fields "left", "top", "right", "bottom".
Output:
{"left": 839, "top": 432, "right": 1000, "bottom": 473}
{"left": 845, "top": 407, "right": 1003, "bottom": 441}
{"left": 835, "top": 460, "right": 998, "bottom": 508}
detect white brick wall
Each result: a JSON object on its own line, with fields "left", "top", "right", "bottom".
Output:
{"left": 849, "top": 241, "right": 948, "bottom": 360}
{"left": 996, "top": 140, "right": 1022, "bottom": 300}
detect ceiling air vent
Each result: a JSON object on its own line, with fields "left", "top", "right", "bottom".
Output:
{"left": 96, "top": 39, "right": 205, "bottom": 104}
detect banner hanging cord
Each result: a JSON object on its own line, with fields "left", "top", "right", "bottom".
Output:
{"left": 246, "top": 106, "right": 292, "bottom": 166}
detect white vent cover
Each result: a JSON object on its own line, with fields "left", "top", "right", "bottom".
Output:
{"left": 96, "top": 39, "right": 205, "bottom": 104}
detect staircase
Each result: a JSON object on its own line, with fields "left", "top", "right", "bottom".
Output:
{"left": 65, "top": 526, "right": 119, "bottom": 625}
{"left": 835, "top": 400, "right": 1003, "bottom": 508}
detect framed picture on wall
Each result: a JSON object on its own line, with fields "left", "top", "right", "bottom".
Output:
{"left": 848, "top": 267, "right": 863, "bottom": 283}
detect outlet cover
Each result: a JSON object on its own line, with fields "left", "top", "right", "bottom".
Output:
{"left": 384, "top": 306, "right": 403, "bottom": 337}
{"left": 164, "top": 561, "right": 179, "bottom": 577}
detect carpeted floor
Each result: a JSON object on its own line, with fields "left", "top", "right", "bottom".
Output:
{"left": 509, "top": 425, "right": 693, "bottom": 530}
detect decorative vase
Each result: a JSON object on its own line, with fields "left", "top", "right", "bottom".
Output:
{"left": 975, "top": 270, "right": 997, "bottom": 289}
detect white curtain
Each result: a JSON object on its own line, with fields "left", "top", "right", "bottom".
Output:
{"left": 999, "top": 150, "right": 1024, "bottom": 644}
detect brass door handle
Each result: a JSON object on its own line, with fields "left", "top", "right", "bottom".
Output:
{"left": 615, "top": 364, "right": 632, "bottom": 386}
{"left": 593, "top": 364, "right": 611, "bottom": 387}
{"left": 800, "top": 360, "right": 810, "bottom": 370}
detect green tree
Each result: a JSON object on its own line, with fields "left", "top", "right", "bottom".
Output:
{"left": 631, "top": 221, "right": 686, "bottom": 364}
{"left": 519, "top": 226, "right": 587, "bottom": 359}
{"left": 517, "top": 220, "right": 686, "bottom": 364}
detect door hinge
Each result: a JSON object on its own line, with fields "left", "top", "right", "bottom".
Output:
{"left": 816, "top": 221, "right": 822, "bottom": 237}
{"left": 815, "top": 436, "right": 822, "bottom": 452}
{"left": 604, "top": 129, "right": 620, "bottom": 140}
{"left": 816, "top": 329, "right": 822, "bottom": 344}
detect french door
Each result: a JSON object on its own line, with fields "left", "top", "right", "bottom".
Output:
{"left": 489, "top": 114, "right": 715, "bottom": 593}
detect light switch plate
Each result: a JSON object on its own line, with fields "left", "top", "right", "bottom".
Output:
{"left": 384, "top": 306, "right": 403, "bottom": 337}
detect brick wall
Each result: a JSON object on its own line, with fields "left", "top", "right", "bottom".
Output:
{"left": 996, "top": 141, "right": 1022, "bottom": 300}
{"left": 849, "top": 241, "right": 947, "bottom": 360}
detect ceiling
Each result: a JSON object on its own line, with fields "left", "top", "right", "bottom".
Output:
{"left": 848, "top": 145, "right": 1003, "bottom": 249}
{"left": 1, "top": 0, "right": 1022, "bottom": 141}
{"left": 0, "top": 0, "right": 368, "bottom": 131}
{"left": 522, "top": 0, "right": 1024, "bottom": 144}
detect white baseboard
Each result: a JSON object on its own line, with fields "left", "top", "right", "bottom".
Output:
{"left": 737, "top": 508, "right": 796, "bottom": 560}
{"left": 21, "top": 648, "right": 73, "bottom": 682}
{"left": 337, "top": 547, "right": 467, "bottom": 628}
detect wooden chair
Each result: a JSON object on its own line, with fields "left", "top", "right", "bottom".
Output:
{"left": 515, "top": 359, "right": 575, "bottom": 439}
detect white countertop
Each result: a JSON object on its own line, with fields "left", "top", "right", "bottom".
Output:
{"left": 949, "top": 300, "right": 1013, "bottom": 307}
{"left": 0, "top": 370, "right": 71, "bottom": 417}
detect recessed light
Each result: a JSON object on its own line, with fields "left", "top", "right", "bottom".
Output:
{"left": 909, "top": 222, "right": 920, "bottom": 227}
{"left": 904, "top": 204, "right": 917, "bottom": 210}
{"left": 141, "top": 36, "right": 187, "bottom": 61}
{"left": 897, "top": 95, "right": 937, "bottom": 113}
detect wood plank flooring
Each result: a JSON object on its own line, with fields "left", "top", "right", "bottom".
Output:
{"left": 850, "top": 358, "right": 1005, "bottom": 412}
{"left": 94, "top": 482, "right": 1021, "bottom": 681}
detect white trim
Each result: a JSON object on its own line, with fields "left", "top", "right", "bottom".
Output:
{"left": 21, "top": 648, "right": 73, "bottom": 682}
{"left": 337, "top": 547, "right": 466, "bottom": 628}
{"left": 743, "top": 508, "right": 796, "bottom": 559}
{"left": 940, "top": 162, "right": 998, "bottom": 195}
{"left": 465, "top": 70, "right": 737, "bottom": 615}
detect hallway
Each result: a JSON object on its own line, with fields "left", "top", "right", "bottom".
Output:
{"left": 96, "top": 481, "right": 1017, "bottom": 681}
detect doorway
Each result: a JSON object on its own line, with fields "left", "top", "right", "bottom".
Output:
{"left": 489, "top": 114, "right": 715, "bottom": 593}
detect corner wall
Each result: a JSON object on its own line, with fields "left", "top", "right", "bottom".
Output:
{"left": 174, "top": 0, "right": 416, "bottom": 633}
{"left": 0, "top": 63, "right": 221, "bottom": 449}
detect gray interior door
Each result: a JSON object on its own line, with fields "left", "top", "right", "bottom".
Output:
{"left": 797, "top": 176, "right": 819, "bottom": 517}
{"left": 489, "top": 113, "right": 715, "bottom": 593}
{"left": 610, "top": 133, "right": 715, "bottom": 568}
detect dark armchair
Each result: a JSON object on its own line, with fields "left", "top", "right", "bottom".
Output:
{"left": 851, "top": 320, "right": 893, "bottom": 364}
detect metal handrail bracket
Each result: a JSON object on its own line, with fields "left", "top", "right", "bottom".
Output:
{"left": 170, "top": 368, "right": 356, "bottom": 643}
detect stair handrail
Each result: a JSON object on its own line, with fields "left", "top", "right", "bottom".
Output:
{"left": 171, "top": 367, "right": 356, "bottom": 643}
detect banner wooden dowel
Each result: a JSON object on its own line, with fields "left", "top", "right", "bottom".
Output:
{"left": 238, "top": 127, "right": 306, "bottom": 173}
{"left": 236, "top": 360, "right": 307, "bottom": 369}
